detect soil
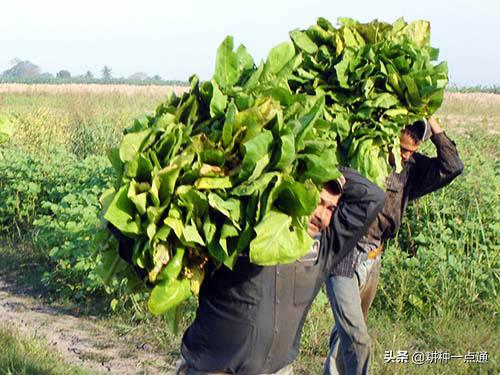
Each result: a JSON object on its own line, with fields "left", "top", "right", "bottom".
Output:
{"left": 0, "top": 277, "right": 177, "bottom": 374}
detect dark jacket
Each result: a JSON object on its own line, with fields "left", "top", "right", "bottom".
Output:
{"left": 181, "top": 168, "right": 386, "bottom": 374}
{"left": 333, "top": 131, "right": 464, "bottom": 277}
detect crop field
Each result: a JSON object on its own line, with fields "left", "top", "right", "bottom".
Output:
{"left": 0, "top": 85, "right": 499, "bottom": 374}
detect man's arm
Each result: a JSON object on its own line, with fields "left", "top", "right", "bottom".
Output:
{"left": 326, "top": 167, "right": 386, "bottom": 270}
{"left": 107, "top": 222, "right": 148, "bottom": 279}
{"left": 409, "top": 117, "right": 464, "bottom": 201}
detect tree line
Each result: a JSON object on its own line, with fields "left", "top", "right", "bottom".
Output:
{"left": 1, "top": 59, "right": 188, "bottom": 86}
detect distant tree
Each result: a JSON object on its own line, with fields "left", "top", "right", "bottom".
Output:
{"left": 152, "top": 74, "right": 162, "bottom": 81}
{"left": 128, "top": 72, "right": 149, "bottom": 81}
{"left": 84, "top": 70, "right": 94, "bottom": 79}
{"left": 56, "top": 70, "right": 71, "bottom": 79}
{"left": 101, "top": 65, "right": 112, "bottom": 79}
{"left": 3, "top": 60, "right": 41, "bottom": 78}
{"left": 39, "top": 72, "right": 54, "bottom": 79}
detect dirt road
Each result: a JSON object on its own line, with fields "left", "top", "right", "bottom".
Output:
{"left": 0, "top": 277, "right": 176, "bottom": 374}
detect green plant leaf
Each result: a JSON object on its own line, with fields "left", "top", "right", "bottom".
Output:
{"left": 250, "top": 210, "right": 313, "bottom": 265}
{"left": 214, "top": 36, "right": 240, "bottom": 88}
{"left": 148, "top": 278, "right": 191, "bottom": 316}
{"left": 238, "top": 130, "right": 274, "bottom": 182}
{"left": 104, "top": 184, "right": 141, "bottom": 235}
{"left": 119, "top": 129, "right": 152, "bottom": 162}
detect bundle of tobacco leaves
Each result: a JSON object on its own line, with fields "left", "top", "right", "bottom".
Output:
{"left": 98, "top": 17, "right": 447, "bottom": 321}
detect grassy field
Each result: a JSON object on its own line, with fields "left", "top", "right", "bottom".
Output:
{"left": 0, "top": 85, "right": 498, "bottom": 374}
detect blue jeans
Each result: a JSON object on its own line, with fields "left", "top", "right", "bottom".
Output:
{"left": 323, "top": 254, "right": 381, "bottom": 375}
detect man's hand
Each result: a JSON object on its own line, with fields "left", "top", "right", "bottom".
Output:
{"left": 427, "top": 116, "right": 444, "bottom": 135}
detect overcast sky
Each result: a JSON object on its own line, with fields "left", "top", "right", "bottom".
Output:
{"left": 1, "top": 0, "right": 498, "bottom": 86}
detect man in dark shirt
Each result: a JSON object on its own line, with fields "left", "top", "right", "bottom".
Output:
{"left": 177, "top": 168, "right": 386, "bottom": 374}
{"left": 324, "top": 117, "right": 464, "bottom": 375}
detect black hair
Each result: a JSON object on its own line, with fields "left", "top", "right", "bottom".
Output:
{"left": 402, "top": 119, "right": 426, "bottom": 144}
{"left": 325, "top": 179, "right": 343, "bottom": 195}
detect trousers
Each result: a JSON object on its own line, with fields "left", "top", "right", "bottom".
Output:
{"left": 175, "top": 356, "right": 294, "bottom": 375}
{"left": 323, "top": 253, "right": 381, "bottom": 375}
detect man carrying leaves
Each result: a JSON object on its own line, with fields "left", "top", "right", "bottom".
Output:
{"left": 176, "top": 168, "right": 385, "bottom": 374}
{"left": 324, "top": 117, "right": 463, "bottom": 375}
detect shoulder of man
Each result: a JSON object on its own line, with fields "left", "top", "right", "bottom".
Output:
{"left": 339, "top": 166, "right": 386, "bottom": 203}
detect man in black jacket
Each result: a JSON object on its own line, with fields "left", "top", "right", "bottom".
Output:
{"left": 324, "top": 117, "right": 464, "bottom": 375}
{"left": 177, "top": 168, "right": 386, "bottom": 374}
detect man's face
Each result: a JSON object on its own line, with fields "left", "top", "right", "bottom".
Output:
{"left": 399, "top": 131, "right": 420, "bottom": 163}
{"left": 307, "top": 185, "right": 341, "bottom": 237}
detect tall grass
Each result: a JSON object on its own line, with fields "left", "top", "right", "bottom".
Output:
{"left": 0, "top": 323, "right": 94, "bottom": 375}
{"left": 0, "top": 83, "right": 187, "bottom": 95}
{"left": 0, "top": 90, "right": 167, "bottom": 158}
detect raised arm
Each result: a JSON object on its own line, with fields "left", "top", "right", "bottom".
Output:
{"left": 409, "top": 117, "right": 464, "bottom": 201}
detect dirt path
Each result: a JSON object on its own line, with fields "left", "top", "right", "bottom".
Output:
{"left": 0, "top": 277, "right": 177, "bottom": 374}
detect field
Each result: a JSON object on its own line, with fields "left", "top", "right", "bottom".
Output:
{"left": 0, "top": 85, "right": 499, "bottom": 374}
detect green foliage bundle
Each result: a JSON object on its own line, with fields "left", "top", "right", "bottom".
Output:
{"left": 289, "top": 17, "right": 448, "bottom": 186}
{"left": 101, "top": 69, "right": 341, "bottom": 317}
{"left": 100, "top": 17, "right": 448, "bottom": 318}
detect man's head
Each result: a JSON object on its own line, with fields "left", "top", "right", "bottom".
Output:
{"left": 399, "top": 120, "right": 427, "bottom": 163}
{"left": 307, "top": 179, "right": 343, "bottom": 237}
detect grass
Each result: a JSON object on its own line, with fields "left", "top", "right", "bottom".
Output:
{"left": 296, "top": 298, "right": 499, "bottom": 374}
{"left": 0, "top": 240, "right": 48, "bottom": 293}
{"left": 436, "top": 92, "right": 500, "bottom": 135}
{"left": 0, "top": 323, "right": 95, "bottom": 375}
{"left": 0, "top": 90, "right": 166, "bottom": 158}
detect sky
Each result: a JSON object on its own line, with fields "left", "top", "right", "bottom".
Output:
{"left": 1, "top": 0, "right": 499, "bottom": 86}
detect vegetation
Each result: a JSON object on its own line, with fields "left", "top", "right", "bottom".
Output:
{"left": 447, "top": 84, "right": 500, "bottom": 94}
{"left": 0, "top": 58, "right": 189, "bottom": 86}
{"left": 0, "top": 323, "right": 94, "bottom": 375}
{"left": 0, "top": 86, "right": 498, "bottom": 373}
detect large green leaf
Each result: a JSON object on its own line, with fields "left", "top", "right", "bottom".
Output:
{"left": 265, "top": 42, "right": 296, "bottom": 75}
{"left": 148, "top": 278, "right": 191, "bottom": 316}
{"left": 127, "top": 181, "right": 148, "bottom": 215}
{"left": 107, "top": 148, "right": 123, "bottom": 178}
{"left": 273, "top": 127, "right": 295, "bottom": 170}
{"left": 250, "top": 210, "right": 313, "bottom": 265}
{"left": 238, "top": 130, "right": 274, "bottom": 182}
{"left": 397, "top": 20, "right": 430, "bottom": 48}
{"left": 275, "top": 179, "right": 319, "bottom": 216}
{"left": 176, "top": 186, "right": 209, "bottom": 221}
{"left": 214, "top": 36, "right": 240, "bottom": 88}
{"left": 231, "top": 172, "right": 279, "bottom": 196}
{"left": 164, "top": 204, "right": 184, "bottom": 239}
{"left": 124, "top": 153, "right": 153, "bottom": 181}
{"left": 289, "top": 29, "right": 318, "bottom": 54}
{"left": 119, "top": 129, "right": 153, "bottom": 162}
{"left": 104, "top": 185, "right": 141, "bottom": 235}
{"left": 210, "top": 81, "right": 228, "bottom": 117}
{"left": 222, "top": 101, "right": 238, "bottom": 147}
{"left": 208, "top": 193, "right": 241, "bottom": 229}
{"left": 181, "top": 221, "right": 205, "bottom": 246}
